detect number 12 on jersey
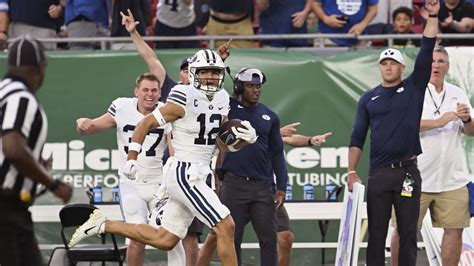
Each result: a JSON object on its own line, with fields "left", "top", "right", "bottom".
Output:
{"left": 194, "top": 113, "right": 222, "bottom": 145}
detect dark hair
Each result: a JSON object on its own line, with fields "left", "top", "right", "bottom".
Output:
{"left": 135, "top": 73, "right": 160, "bottom": 87}
{"left": 392, "top": 6, "right": 413, "bottom": 22}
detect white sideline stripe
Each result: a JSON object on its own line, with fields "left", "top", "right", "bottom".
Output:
{"left": 35, "top": 203, "right": 359, "bottom": 251}
{"left": 30, "top": 202, "right": 368, "bottom": 222}
{"left": 39, "top": 242, "right": 426, "bottom": 250}
{"left": 34, "top": 202, "right": 429, "bottom": 251}
{"left": 39, "top": 243, "right": 343, "bottom": 250}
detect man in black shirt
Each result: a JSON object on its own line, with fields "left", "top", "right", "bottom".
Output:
{"left": 438, "top": 0, "right": 474, "bottom": 46}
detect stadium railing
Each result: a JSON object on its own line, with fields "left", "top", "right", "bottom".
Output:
{"left": 9, "top": 33, "right": 474, "bottom": 50}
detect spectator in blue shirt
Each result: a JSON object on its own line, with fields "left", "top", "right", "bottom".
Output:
{"left": 347, "top": 1, "right": 440, "bottom": 265}
{"left": 257, "top": 0, "right": 313, "bottom": 47}
{"left": 312, "top": 0, "right": 378, "bottom": 46}
{"left": 65, "top": 0, "right": 111, "bottom": 50}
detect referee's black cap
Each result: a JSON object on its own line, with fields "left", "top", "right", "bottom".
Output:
{"left": 8, "top": 36, "right": 47, "bottom": 67}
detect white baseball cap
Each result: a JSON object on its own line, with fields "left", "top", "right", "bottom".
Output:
{"left": 378, "top": 48, "right": 405, "bottom": 65}
{"left": 235, "top": 68, "right": 266, "bottom": 84}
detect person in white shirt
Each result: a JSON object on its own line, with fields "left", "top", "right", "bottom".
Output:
{"left": 76, "top": 73, "right": 185, "bottom": 266}
{"left": 391, "top": 46, "right": 474, "bottom": 266}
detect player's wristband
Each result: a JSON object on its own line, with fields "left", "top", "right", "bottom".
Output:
{"left": 348, "top": 170, "right": 357, "bottom": 175}
{"left": 428, "top": 13, "right": 438, "bottom": 18}
{"left": 152, "top": 109, "right": 166, "bottom": 126}
{"left": 462, "top": 116, "right": 472, "bottom": 124}
{"left": 307, "top": 137, "right": 313, "bottom": 146}
{"left": 129, "top": 142, "right": 142, "bottom": 152}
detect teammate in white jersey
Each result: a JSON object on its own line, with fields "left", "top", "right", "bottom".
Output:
{"left": 76, "top": 73, "right": 184, "bottom": 266}
{"left": 70, "top": 49, "right": 258, "bottom": 266}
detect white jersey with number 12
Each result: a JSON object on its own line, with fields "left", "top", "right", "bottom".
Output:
{"left": 163, "top": 85, "right": 229, "bottom": 164}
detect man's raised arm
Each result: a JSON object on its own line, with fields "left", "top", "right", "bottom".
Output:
{"left": 412, "top": 0, "right": 440, "bottom": 89}
{"left": 121, "top": 9, "right": 166, "bottom": 85}
{"left": 423, "top": 1, "right": 440, "bottom": 38}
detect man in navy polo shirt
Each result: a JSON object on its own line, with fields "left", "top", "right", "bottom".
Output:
{"left": 218, "top": 67, "right": 287, "bottom": 265}
{"left": 347, "top": 1, "right": 440, "bottom": 265}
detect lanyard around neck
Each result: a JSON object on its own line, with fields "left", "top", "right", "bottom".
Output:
{"left": 427, "top": 87, "right": 446, "bottom": 115}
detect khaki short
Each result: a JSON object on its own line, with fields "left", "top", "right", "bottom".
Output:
{"left": 392, "top": 186, "right": 470, "bottom": 229}
{"left": 205, "top": 16, "right": 254, "bottom": 48}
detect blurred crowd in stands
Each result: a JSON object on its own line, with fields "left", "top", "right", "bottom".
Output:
{"left": 0, "top": 0, "right": 472, "bottom": 51}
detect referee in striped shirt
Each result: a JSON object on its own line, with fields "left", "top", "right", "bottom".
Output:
{"left": 0, "top": 36, "right": 72, "bottom": 265}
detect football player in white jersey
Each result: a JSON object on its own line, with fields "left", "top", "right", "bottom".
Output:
{"left": 120, "top": 9, "right": 232, "bottom": 266}
{"left": 70, "top": 49, "right": 258, "bottom": 266}
{"left": 76, "top": 73, "right": 185, "bottom": 266}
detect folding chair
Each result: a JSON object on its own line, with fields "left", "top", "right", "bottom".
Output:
{"left": 59, "top": 204, "right": 127, "bottom": 266}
